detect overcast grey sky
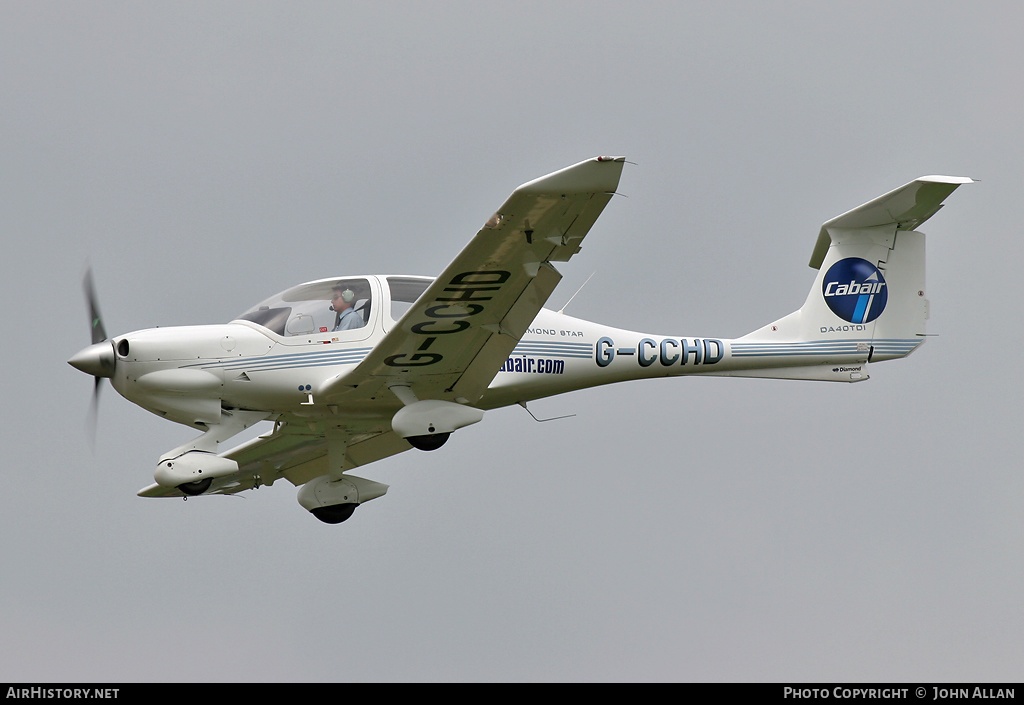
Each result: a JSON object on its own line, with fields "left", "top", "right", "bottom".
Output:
{"left": 2, "top": 1, "right": 1021, "bottom": 682}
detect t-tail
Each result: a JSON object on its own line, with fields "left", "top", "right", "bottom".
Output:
{"left": 723, "top": 175, "right": 973, "bottom": 382}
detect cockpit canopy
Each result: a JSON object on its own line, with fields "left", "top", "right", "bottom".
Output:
{"left": 233, "top": 276, "right": 433, "bottom": 337}
{"left": 235, "top": 278, "right": 372, "bottom": 336}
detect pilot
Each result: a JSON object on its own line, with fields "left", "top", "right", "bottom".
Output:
{"left": 331, "top": 285, "right": 364, "bottom": 331}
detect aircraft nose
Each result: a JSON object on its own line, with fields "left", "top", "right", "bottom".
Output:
{"left": 68, "top": 341, "right": 116, "bottom": 378}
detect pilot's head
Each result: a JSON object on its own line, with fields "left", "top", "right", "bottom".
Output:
{"left": 331, "top": 286, "right": 355, "bottom": 311}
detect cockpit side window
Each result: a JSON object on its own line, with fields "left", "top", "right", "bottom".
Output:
{"left": 387, "top": 276, "right": 433, "bottom": 323}
{"left": 327, "top": 280, "right": 371, "bottom": 332}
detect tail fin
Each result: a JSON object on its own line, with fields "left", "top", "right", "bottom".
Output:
{"left": 734, "top": 175, "right": 972, "bottom": 381}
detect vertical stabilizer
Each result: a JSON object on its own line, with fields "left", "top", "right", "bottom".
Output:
{"left": 735, "top": 176, "right": 971, "bottom": 376}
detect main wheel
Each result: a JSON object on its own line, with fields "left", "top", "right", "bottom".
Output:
{"left": 310, "top": 503, "right": 358, "bottom": 524}
{"left": 178, "top": 477, "right": 213, "bottom": 496}
{"left": 406, "top": 432, "right": 450, "bottom": 451}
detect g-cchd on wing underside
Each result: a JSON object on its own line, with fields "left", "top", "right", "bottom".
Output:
{"left": 69, "top": 157, "right": 972, "bottom": 524}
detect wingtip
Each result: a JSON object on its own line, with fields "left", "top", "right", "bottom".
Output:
{"left": 917, "top": 175, "right": 975, "bottom": 185}
{"left": 517, "top": 156, "right": 626, "bottom": 195}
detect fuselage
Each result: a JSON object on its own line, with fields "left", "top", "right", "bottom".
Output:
{"left": 102, "top": 274, "right": 879, "bottom": 428}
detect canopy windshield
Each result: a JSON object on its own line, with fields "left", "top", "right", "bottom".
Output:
{"left": 234, "top": 278, "right": 372, "bottom": 337}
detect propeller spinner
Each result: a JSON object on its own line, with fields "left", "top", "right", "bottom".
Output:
{"left": 68, "top": 269, "right": 117, "bottom": 445}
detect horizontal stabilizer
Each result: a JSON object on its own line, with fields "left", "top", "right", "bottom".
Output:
{"left": 809, "top": 175, "right": 973, "bottom": 269}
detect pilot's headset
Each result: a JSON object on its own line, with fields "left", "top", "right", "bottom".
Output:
{"left": 330, "top": 287, "right": 356, "bottom": 311}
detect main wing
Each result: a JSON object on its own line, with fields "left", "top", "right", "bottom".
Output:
{"left": 320, "top": 156, "right": 626, "bottom": 405}
{"left": 138, "top": 424, "right": 410, "bottom": 497}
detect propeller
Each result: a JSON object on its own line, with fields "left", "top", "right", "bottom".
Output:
{"left": 84, "top": 268, "right": 107, "bottom": 345}
{"left": 68, "top": 267, "right": 116, "bottom": 448}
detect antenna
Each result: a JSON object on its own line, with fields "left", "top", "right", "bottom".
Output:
{"left": 518, "top": 401, "right": 575, "bottom": 423}
{"left": 557, "top": 272, "right": 596, "bottom": 314}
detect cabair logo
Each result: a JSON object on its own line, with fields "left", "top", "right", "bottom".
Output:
{"left": 822, "top": 258, "right": 888, "bottom": 324}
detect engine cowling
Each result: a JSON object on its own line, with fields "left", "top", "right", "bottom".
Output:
{"left": 297, "top": 474, "right": 389, "bottom": 524}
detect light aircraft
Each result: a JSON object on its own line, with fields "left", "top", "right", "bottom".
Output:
{"left": 69, "top": 157, "right": 971, "bottom": 524}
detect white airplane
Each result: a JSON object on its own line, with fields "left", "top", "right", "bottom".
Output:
{"left": 69, "top": 157, "right": 972, "bottom": 524}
